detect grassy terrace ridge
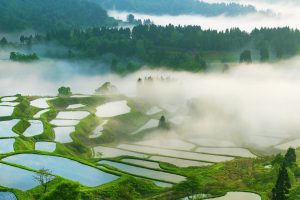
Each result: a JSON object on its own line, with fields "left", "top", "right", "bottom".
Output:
{"left": 0, "top": 94, "right": 299, "bottom": 199}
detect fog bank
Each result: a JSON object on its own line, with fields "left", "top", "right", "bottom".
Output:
{"left": 108, "top": 0, "right": 300, "bottom": 32}
{"left": 2, "top": 56, "right": 300, "bottom": 151}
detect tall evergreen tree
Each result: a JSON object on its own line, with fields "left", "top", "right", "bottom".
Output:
{"left": 260, "top": 47, "right": 269, "bottom": 62}
{"left": 158, "top": 115, "right": 169, "bottom": 129}
{"left": 272, "top": 164, "right": 291, "bottom": 200}
{"left": 0, "top": 37, "right": 8, "bottom": 45}
{"left": 284, "top": 148, "right": 296, "bottom": 167}
{"left": 240, "top": 50, "right": 252, "bottom": 63}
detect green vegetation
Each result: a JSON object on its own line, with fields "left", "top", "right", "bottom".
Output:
{"left": 0, "top": 0, "right": 116, "bottom": 32}
{"left": 58, "top": 87, "right": 72, "bottom": 97}
{"left": 10, "top": 52, "right": 39, "bottom": 62}
{"left": 38, "top": 26, "right": 300, "bottom": 73}
{"left": 272, "top": 148, "right": 298, "bottom": 200}
{"left": 13, "top": 97, "right": 39, "bottom": 118}
{"left": 240, "top": 50, "right": 252, "bottom": 63}
{"left": 0, "top": 37, "right": 8, "bottom": 46}
{"left": 272, "top": 164, "right": 291, "bottom": 200}
{"left": 0, "top": 93, "right": 299, "bottom": 200}
{"left": 41, "top": 181, "right": 80, "bottom": 200}
{"left": 96, "top": 0, "right": 256, "bottom": 16}
{"left": 95, "top": 82, "right": 118, "bottom": 95}
{"left": 158, "top": 115, "right": 169, "bottom": 130}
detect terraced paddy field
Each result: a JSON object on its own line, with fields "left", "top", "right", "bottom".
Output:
{"left": 0, "top": 91, "right": 299, "bottom": 200}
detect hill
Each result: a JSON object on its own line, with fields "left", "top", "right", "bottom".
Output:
{"left": 0, "top": 0, "right": 116, "bottom": 32}
{"left": 95, "top": 0, "right": 257, "bottom": 16}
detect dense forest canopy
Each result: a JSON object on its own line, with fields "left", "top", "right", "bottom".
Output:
{"left": 0, "top": 0, "right": 116, "bottom": 32}
{"left": 31, "top": 25, "right": 300, "bottom": 72}
{"left": 94, "top": 0, "right": 257, "bottom": 16}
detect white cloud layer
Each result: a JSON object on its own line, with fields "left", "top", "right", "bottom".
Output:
{"left": 108, "top": 0, "right": 300, "bottom": 32}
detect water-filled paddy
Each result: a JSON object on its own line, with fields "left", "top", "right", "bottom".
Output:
{"left": 23, "top": 120, "right": 44, "bottom": 137}
{"left": 66, "top": 104, "right": 85, "bottom": 109}
{"left": 0, "top": 163, "right": 38, "bottom": 190}
{"left": 30, "top": 98, "right": 53, "bottom": 109}
{"left": 0, "top": 139, "right": 15, "bottom": 153}
{"left": 131, "top": 119, "right": 159, "bottom": 135}
{"left": 186, "top": 138, "right": 236, "bottom": 147}
{"left": 118, "top": 144, "right": 234, "bottom": 163}
{"left": 93, "top": 146, "right": 147, "bottom": 158}
{"left": 33, "top": 109, "right": 50, "bottom": 118}
{"left": 0, "top": 119, "right": 19, "bottom": 137}
{"left": 275, "top": 139, "right": 300, "bottom": 150}
{"left": 96, "top": 100, "right": 130, "bottom": 117}
{"left": 0, "top": 106, "right": 14, "bottom": 117}
{"left": 0, "top": 102, "right": 19, "bottom": 106}
{"left": 89, "top": 120, "right": 108, "bottom": 138}
{"left": 50, "top": 119, "right": 80, "bottom": 126}
{"left": 1, "top": 96, "right": 18, "bottom": 102}
{"left": 35, "top": 142, "right": 56, "bottom": 152}
{"left": 208, "top": 192, "right": 261, "bottom": 200}
{"left": 134, "top": 139, "right": 195, "bottom": 151}
{"left": 99, "top": 160, "right": 185, "bottom": 183}
{"left": 122, "top": 158, "right": 161, "bottom": 169}
{"left": 247, "top": 136, "right": 284, "bottom": 148}
{"left": 150, "top": 156, "right": 212, "bottom": 168}
{"left": 0, "top": 192, "right": 17, "bottom": 200}
{"left": 56, "top": 111, "right": 89, "bottom": 120}
{"left": 146, "top": 106, "right": 162, "bottom": 115}
{"left": 195, "top": 147, "right": 256, "bottom": 158}
{"left": 54, "top": 127, "right": 75, "bottom": 143}
{"left": 3, "top": 154, "right": 119, "bottom": 187}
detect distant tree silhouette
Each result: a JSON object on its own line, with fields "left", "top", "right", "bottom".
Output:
{"left": 240, "top": 50, "right": 252, "bottom": 63}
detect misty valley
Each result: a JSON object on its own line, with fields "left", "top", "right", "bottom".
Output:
{"left": 1, "top": 0, "right": 300, "bottom": 200}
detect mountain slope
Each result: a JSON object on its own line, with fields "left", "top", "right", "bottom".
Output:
{"left": 95, "top": 0, "right": 256, "bottom": 16}
{"left": 0, "top": 0, "right": 116, "bottom": 32}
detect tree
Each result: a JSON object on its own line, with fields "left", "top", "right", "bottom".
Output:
{"left": 41, "top": 182, "right": 81, "bottom": 200}
{"left": 0, "top": 37, "right": 8, "bottom": 45}
{"left": 95, "top": 82, "right": 117, "bottom": 94}
{"left": 58, "top": 86, "right": 72, "bottom": 97}
{"left": 9, "top": 52, "right": 39, "bottom": 62}
{"left": 260, "top": 47, "right": 269, "bottom": 62}
{"left": 20, "top": 35, "right": 25, "bottom": 43}
{"left": 127, "top": 14, "right": 135, "bottom": 23}
{"left": 272, "top": 164, "right": 291, "bottom": 200}
{"left": 33, "top": 168, "right": 53, "bottom": 193}
{"left": 114, "top": 183, "right": 140, "bottom": 200}
{"left": 174, "top": 176, "right": 200, "bottom": 200}
{"left": 271, "top": 154, "right": 284, "bottom": 166}
{"left": 284, "top": 148, "right": 296, "bottom": 167}
{"left": 240, "top": 50, "right": 252, "bottom": 63}
{"left": 111, "top": 58, "right": 119, "bottom": 72}
{"left": 158, "top": 115, "right": 169, "bottom": 129}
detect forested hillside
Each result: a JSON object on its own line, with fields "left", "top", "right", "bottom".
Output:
{"left": 94, "top": 0, "right": 256, "bottom": 16}
{"left": 42, "top": 25, "right": 300, "bottom": 72}
{"left": 0, "top": 0, "right": 116, "bottom": 32}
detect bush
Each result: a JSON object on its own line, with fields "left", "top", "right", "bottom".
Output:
{"left": 41, "top": 182, "right": 81, "bottom": 200}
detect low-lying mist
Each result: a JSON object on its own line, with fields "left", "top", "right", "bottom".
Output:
{"left": 2, "top": 56, "right": 300, "bottom": 152}
{"left": 108, "top": 0, "right": 300, "bottom": 32}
